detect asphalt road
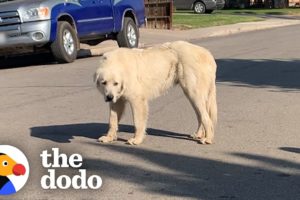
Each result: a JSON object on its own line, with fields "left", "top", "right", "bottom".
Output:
{"left": 0, "top": 25, "right": 299, "bottom": 200}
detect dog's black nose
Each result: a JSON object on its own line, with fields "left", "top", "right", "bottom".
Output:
{"left": 105, "top": 94, "right": 114, "bottom": 102}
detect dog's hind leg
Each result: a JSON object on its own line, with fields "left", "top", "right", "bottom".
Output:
{"left": 193, "top": 98, "right": 214, "bottom": 144}
{"left": 185, "top": 96, "right": 205, "bottom": 140}
{"left": 180, "top": 83, "right": 214, "bottom": 144}
{"left": 127, "top": 98, "right": 148, "bottom": 145}
{"left": 182, "top": 89, "right": 206, "bottom": 141}
{"left": 99, "top": 98, "right": 126, "bottom": 143}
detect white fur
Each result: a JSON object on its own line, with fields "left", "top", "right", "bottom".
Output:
{"left": 95, "top": 41, "right": 217, "bottom": 145}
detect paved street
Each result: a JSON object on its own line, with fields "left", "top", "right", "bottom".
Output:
{"left": 0, "top": 25, "right": 299, "bottom": 200}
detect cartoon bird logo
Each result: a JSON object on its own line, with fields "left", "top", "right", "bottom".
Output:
{"left": 0, "top": 153, "right": 26, "bottom": 195}
{"left": 0, "top": 148, "right": 28, "bottom": 195}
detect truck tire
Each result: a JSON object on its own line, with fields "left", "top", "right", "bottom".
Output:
{"left": 117, "top": 17, "right": 139, "bottom": 48}
{"left": 194, "top": 2, "right": 206, "bottom": 14}
{"left": 51, "top": 21, "right": 78, "bottom": 63}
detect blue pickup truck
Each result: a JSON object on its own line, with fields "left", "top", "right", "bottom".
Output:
{"left": 0, "top": 0, "right": 145, "bottom": 63}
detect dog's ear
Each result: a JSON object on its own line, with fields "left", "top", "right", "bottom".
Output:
{"left": 94, "top": 55, "right": 107, "bottom": 83}
{"left": 119, "top": 80, "right": 126, "bottom": 95}
{"left": 99, "top": 54, "right": 107, "bottom": 61}
{"left": 93, "top": 72, "right": 100, "bottom": 83}
{"left": 93, "top": 73, "right": 97, "bottom": 82}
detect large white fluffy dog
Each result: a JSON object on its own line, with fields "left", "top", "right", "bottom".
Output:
{"left": 94, "top": 41, "right": 217, "bottom": 145}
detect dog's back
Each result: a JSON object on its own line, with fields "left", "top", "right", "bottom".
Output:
{"left": 165, "top": 41, "right": 217, "bottom": 72}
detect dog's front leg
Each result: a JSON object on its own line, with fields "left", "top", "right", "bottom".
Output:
{"left": 127, "top": 98, "right": 148, "bottom": 145}
{"left": 99, "top": 99, "right": 125, "bottom": 143}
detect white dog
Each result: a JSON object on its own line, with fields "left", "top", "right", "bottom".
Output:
{"left": 94, "top": 41, "right": 217, "bottom": 145}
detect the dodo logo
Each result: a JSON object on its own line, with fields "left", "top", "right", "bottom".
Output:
{"left": 0, "top": 145, "right": 29, "bottom": 195}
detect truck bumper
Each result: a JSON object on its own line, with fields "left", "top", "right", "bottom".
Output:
{"left": 0, "top": 20, "right": 51, "bottom": 50}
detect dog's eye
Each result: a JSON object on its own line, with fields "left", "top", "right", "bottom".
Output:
{"left": 113, "top": 82, "right": 118, "bottom": 86}
{"left": 101, "top": 81, "right": 107, "bottom": 85}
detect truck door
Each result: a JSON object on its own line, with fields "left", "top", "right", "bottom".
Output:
{"left": 77, "top": 0, "right": 114, "bottom": 37}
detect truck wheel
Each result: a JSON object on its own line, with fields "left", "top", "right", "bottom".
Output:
{"left": 194, "top": 2, "right": 206, "bottom": 14}
{"left": 51, "top": 21, "right": 78, "bottom": 63}
{"left": 117, "top": 17, "right": 139, "bottom": 48}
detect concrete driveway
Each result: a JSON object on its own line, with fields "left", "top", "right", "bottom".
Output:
{"left": 0, "top": 25, "right": 299, "bottom": 200}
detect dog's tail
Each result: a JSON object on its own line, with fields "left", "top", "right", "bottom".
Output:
{"left": 208, "top": 82, "right": 218, "bottom": 129}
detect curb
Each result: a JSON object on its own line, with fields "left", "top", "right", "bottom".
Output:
{"left": 185, "top": 19, "right": 300, "bottom": 41}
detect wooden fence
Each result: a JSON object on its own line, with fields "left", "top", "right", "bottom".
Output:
{"left": 144, "top": 0, "right": 173, "bottom": 29}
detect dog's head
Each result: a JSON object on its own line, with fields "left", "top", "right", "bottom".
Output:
{"left": 94, "top": 55, "right": 125, "bottom": 103}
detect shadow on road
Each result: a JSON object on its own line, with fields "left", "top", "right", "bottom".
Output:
{"left": 0, "top": 53, "right": 56, "bottom": 69}
{"left": 29, "top": 122, "right": 300, "bottom": 199}
{"left": 84, "top": 144, "right": 300, "bottom": 199}
{"left": 30, "top": 123, "right": 193, "bottom": 143}
{"left": 280, "top": 147, "right": 300, "bottom": 154}
{"left": 0, "top": 49, "right": 98, "bottom": 69}
{"left": 216, "top": 59, "right": 300, "bottom": 91}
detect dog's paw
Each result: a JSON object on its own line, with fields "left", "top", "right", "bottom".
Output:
{"left": 190, "top": 133, "right": 199, "bottom": 140}
{"left": 189, "top": 133, "right": 197, "bottom": 139}
{"left": 190, "top": 132, "right": 204, "bottom": 140}
{"left": 98, "top": 135, "right": 116, "bottom": 143}
{"left": 126, "top": 137, "right": 143, "bottom": 145}
{"left": 198, "top": 138, "right": 213, "bottom": 145}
